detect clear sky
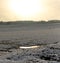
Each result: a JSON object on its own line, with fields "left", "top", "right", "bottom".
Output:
{"left": 0, "top": 0, "right": 60, "bottom": 21}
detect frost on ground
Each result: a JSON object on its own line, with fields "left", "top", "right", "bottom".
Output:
{"left": 0, "top": 40, "right": 60, "bottom": 63}
{"left": 0, "top": 23, "right": 60, "bottom": 63}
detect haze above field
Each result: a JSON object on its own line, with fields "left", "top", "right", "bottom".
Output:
{"left": 0, "top": 0, "right": 60, "bottom": 21}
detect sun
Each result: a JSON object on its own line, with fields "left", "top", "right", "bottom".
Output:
{"left": 8, "top": 0, "right": 45, "bottom": 18}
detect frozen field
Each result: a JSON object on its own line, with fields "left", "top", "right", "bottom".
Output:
{"left": 0, "top": 22, "right": 60, "bottom": 63}
{"left": 0, "top": 23, "right": 60, "bottom": 42}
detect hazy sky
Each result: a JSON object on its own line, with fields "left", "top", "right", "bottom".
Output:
{"left": 0, "top": 0, "right": 60, "bottom": 21}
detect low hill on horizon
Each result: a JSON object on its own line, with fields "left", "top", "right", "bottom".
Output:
{"left": 0, "top": 20, "right": 60, "bottom": 25}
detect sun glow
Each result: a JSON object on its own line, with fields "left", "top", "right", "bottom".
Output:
{"left": 8, "top": 0, "right": 45, "bottom": 18}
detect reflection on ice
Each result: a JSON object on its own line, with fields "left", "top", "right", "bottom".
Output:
{"left": 19, "top": 46, "right": 39, "bottom": 49}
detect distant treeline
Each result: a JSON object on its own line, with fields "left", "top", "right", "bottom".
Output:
{"left": 0, "top": 20, "right": 60, "bottom": 25}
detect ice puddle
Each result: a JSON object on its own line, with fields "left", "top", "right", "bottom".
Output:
{"left": 19, "top": 46, "right": 39, "bottom": 49}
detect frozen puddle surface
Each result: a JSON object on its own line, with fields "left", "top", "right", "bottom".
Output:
{"left": 19, "top": 46, "right": 40, "bottom": 49}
